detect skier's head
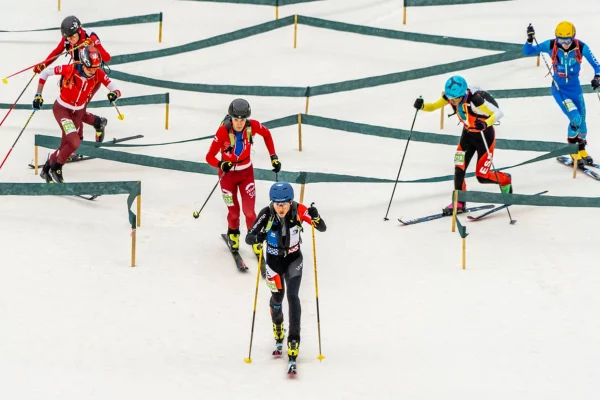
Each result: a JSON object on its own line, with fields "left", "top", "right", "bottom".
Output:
{"left": 228, "top": 98, "right": 251, "bottom": 132}
{"left": 270, "top": 182, "right": 294, "bottom": 217}
{"left": 61, "top": 16, "right": 82, "bottom": 44}
{"left": 444, "top": 75, "right": 468, "bottom": 105}
{"left": 78, "top": 46, "right": 102, "bottom": 76}
{"left": 555, "top": 21, "right": 576, "bottom": 49}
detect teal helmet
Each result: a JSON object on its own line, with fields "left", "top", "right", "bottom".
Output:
{"left": 444, "top": 76, "right": 468, "bottom": 99}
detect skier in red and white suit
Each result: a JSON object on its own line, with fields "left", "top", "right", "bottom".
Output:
{"left": 33, "top": 15, "right": 112, "bottom": 143}
{"left": 33, "top": 46, "right": 121, "bottom": 183}
{"left": 205, "top": 98, "right": 282, "bottom": 255}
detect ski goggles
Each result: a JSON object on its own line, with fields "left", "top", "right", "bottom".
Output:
{"left": 273, "top": 202, "right": 291, "bottom": 208}
{"left": 557, "top": 37, "right": 574, "bottom": 46}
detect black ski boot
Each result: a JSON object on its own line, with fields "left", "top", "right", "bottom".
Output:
{"left": 93, "top": 116, "right": 107, "bottom": 143}
{"left": 40, "top": 160, "right": 53, "bottom": 183}
{"left": 49, "top": 161, "right": 65, "bottom": 183}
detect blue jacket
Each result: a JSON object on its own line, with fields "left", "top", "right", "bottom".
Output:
{"left": 523, "top": 39, "right": 600, "bottom": 87}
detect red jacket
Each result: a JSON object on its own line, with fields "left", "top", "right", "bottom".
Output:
{"left": 39, "top": 64, "right": 120, "bottom": 110}
{"left": 206, "top": 119, "right": 276, "bottom": 171}
{"left": 44, "top": 28, "right": 111, "bottom": 66}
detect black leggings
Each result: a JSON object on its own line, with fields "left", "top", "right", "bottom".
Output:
{"left": 267, "top": 252, "right": 303, "bottom": 343}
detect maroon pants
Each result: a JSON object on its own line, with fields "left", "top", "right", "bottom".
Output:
{"left": 81, "top": 83, "right": 101, "bottom": 127}
{"left": 220, "top": 166, "right": 257, "bottom": 230}
{"left": 48, "top": 101, "right": 86, "bottom": 165}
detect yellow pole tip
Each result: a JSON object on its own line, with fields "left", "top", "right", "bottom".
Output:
{"left": 244, "top": 358, "right": 252, "bottom": 363}
{"left": 2, "top": 78, "right": 8, "bottom": 84}
{"left": 317, "top": 355, "right": 325, "bottom": 361}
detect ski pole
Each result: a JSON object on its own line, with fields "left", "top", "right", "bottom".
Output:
{"left": 192, "top": 178, "right": 221, "bottom": 219}
{"left": 383, "top": 103, "right": 420, "bottom": 220}
{"left": 0, "top": 73, "right": 36, "bottom": 130}
{"left": 310, "top": 205, "right": 325, "bottom": 361}
{"left": 2, "top": 41, "right": 90, "bottom": 84}
{"left": 244, "top": 243, "right": 264, "bottom": 364}
{"left": 0, "top": 110, "right": 37, "bottom": 172}
{"left": 112, "top": 102, "right": 125, "bottom": 120}
{"left": 479, "top": 130, "right": 516, "bottom": 225}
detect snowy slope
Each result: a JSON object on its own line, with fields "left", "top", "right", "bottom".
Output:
{"left": 0, "top": 0, "right": 599, "bottom": 399}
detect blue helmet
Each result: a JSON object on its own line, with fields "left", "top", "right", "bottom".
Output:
{"left": 444, "top": 76, "right": 468, "bottom": 99}
{"left": 269, "top": 182, "right": 294, "bottom": 202}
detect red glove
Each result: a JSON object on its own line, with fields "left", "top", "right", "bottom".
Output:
{"left": 33, "top": 63, "right": 46, "bottom": 74}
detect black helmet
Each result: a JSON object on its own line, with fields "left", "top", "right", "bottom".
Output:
{"left": 228, "top": 98, "right": 251, "bottom": 119}
{"left": 61, "top": 16, "right": 81, "bottom": 38}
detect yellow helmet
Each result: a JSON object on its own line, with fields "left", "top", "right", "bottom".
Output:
{"left": 555, "top": 21, "right": 576, "bottom": 38}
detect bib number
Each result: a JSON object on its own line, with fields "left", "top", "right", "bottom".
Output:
{"left": 563, "top": 99, "right": 577, "bottom": 112}
{"left": 60, "top": 118, "right": 77, "bottom": 134}
{"left": 221, "top": 189, "right": 234, "bottom": 207}
{"left": 454, "top": 151, "right": 466, "bottom": 166}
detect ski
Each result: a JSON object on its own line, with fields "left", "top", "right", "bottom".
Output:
{"left": 28, "top": 134, "right": 144, "bottom": 169}
{"left": 556, "top": 156, "right": 600, "bottom": 181}
{"left": 467, "top": 190, "right": 549, "bottom": 221}
{"left": 287, "top": 361, "right": 297, "bottom": 375}
{"left": 75, "top": 195, "right": 99, "bottom": 201}
{"left": 398, "top": 205, "right": 495, "bottom": 226}
{"left": 220, "top": 234, "right": 248, "bottom": 272}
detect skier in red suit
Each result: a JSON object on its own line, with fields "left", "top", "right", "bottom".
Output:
{"left": 33, "top": 15, "right": 112, "bottom": 144}
{"left": 205, "top": 98, "right": 282, "bottom": 256}
{"left": 33, "top": 46, "right": 121, "bottom": 183}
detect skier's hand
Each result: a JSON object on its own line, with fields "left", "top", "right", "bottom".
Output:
{"left": 527, "top": 24, "right": 535, "bottom": 44}
{"left": 33, "top": 63, "right": 46, "bottom": 74}
{"left": 270, "top": 154, "right": 281, "bottom": 173}
{"left": 474, "top": 119, "right": 488, "bottom": 131}
{"left": 413, "top": 98, "right": 424, "bottom": 110}
{"left": 592, "top": 74, "right": 600, "bottom": 90}
{"left": 256, "top": 231, "right": 267, "bottom": 243}
{"left": 107, "top": 91, "right": 119, "bottom": 104}
{"left": 219, "top": 160, "right": 233, "bottom": 173}
{"left": 32, "top": 93, "right": 44, "bottom": 110}
{"left": 307, "top": 205, "right": 320, "bottom": 219}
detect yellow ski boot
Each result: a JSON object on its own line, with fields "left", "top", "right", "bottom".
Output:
{"left": 272, "top": 323, "right": 285, "bottom": 356}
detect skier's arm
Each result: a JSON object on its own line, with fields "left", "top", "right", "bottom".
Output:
{"left": 421, "top": 97, "right": 447, "bottom": 112}
{"left": 472, "top": 94, "right": 504, "bottom": 126}
{"left": 253, "top": 120, "right": 276, "bottom": 156}
{"left": 523, "top": 39, "right": 551, "bottom": 56}
{"left": 245, "top": 207, "right": 271, "bottom": 244}
{"left": 582, "top": 44, "right": 600, "bottom": 75}
{"left": 36, "top": 64, "right": 68, "bottom": 92}
{"left": 298, "top": 203, "right": 327, "bottom": 232}
{"left": 205, "top": 126, "right": 227, "bottom": 168}
{"left": 33, "top": 39, "right": 65, "bottom": 73}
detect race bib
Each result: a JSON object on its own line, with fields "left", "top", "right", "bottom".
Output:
{"left": 60, "top": 118, "right": 77, "bottom": 134}
{"left": 454, "top": 151, "right": 466, "bottom": 166}
{"left": 563, "top": 99, "right": 577, "bottom": 112}
{"left": 265, "top": 274, "right": 282, "bottom": 293}
{"left": 221, "top": 189, "right": 234, "bottom": 207}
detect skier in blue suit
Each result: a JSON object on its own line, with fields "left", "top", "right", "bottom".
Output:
{"left": 523, "top": 21, "right": 600, "bottom": 165}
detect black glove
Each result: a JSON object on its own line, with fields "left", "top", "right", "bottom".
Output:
{"left": 414, "top": 98, "right": 424, "bottom": 110}
{"left": 256, "top": 231, "right": 267, "bottom": 243}
{"left": 592, "top": 75, "right": 600, "bottom": 90}
{"left": 308, "top": 205, "right": 319, "bottom": 219}
{"left": 218, "top": 160, "right": 233, "bottom": 173}
{"left": 107, "top": 91, "right": 118, "bottom": 103}
{"left": 271, "top": 154, "right": 281, "bottom": 173}
{"left": 474, "top": 119, "right": 488, "bottom": 131}
{"left": 527, "top": 24, "right": 535, "bottom": 44}
{"left": 32, "top": 93, "right": 44, "bottom": 110}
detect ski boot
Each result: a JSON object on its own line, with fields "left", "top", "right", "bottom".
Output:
{"left": 571, "top": 152, "right": 585, "bottom": 169}
{"left": 500, "top": 172, "right": 513, "bottom": 194}
{"left": 49, "top": 161, "right": 65, "bottom": 183}
{"left": 442, "top": 201, "right": 465, "bottom": 216}
{"left": 40, "top": 160, "right": 53, "bottom": 183}
{"left": 227, "top": 228, "right": 240, "bottom": 251}
{"left": 579, "top": 149, "right": 594, "bottom": 166}
{"left": 272, "top": 322, "right": 285, "bottom": 357}
{"left": 93, "top": 116, "right": 107, "bottom": 143}
{"left": 287, "top": 340, "right": 299, "bottom": 375}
